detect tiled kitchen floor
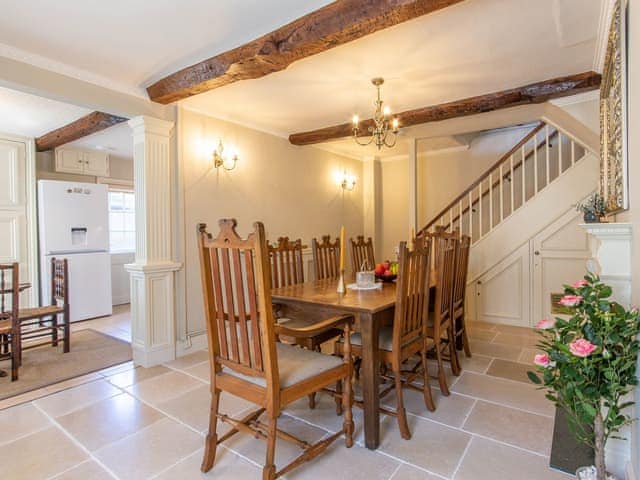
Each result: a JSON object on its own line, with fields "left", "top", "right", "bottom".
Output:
{"left": 0, "top": 320, "right": 572, "bottom": 480}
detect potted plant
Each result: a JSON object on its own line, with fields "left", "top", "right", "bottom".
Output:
{"left": 528, "top": 273, "right": 640, "bottom": 480}
{"left": 575, "top": 193, "right": 608, "bottom": 223}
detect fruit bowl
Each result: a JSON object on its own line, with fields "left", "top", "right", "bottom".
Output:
{"left": 375, "top": 273, "right": 397, "bottom": 283}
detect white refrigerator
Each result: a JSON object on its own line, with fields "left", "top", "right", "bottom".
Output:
{"left": 38, "top": 180, "right": 113, "bottom": 322}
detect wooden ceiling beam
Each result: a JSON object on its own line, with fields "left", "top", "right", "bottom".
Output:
{"left": 146, "top": 0, "right": 466, "bottom": 104}
{"left": 35, "top": 111, "right": 128, "bottom": 152}
{"left": 288, "top": 71, "right": 602, "bottom": 146}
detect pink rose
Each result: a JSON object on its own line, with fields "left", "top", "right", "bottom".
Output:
{"left": 534, "top": 353, "right": 550, "bottom": 367}
{"left": 559, "top": 295, "right": 583, "bottom": 307}
{"left": 571, "top": 279, "right": 588, "bottom": 288}
{"left": 535, "top": 318, "right": 556, "bottom": 330}
{"left": 569, "top": 338, "right": 597, "bottom": 358}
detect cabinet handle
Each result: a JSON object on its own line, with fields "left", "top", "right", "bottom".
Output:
{"left": 534, "top": 250, "right": 540, "bottom": 256}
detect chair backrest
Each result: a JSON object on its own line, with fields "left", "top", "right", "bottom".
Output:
{"left": 350, "top": 235, "right": 375, "bottom": 272}
{"left": 311, "top": 235, "right": 340, "bottom": 280}
{"left": 433, "top": 235, "right": 457, "bottom": 328}
{"left": 268, "top": 237, "right": 304, "bottom": 288}
{"left": 0, "top": 263, "right": 19, "bottom": 322}
{"left": 452, "top": 235, "right": 471, "bottom": 311}
{"left": 51, "top": 258, "right": 69, "bottom": 306}
{"left": 197, "top": 220, "right": 278, "bottom": 389}
{"left": 392, "top": 239, "right": 432, "bottom": 354}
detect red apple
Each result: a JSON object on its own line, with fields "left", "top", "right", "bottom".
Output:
{"left": 374, "top": 263, "right": 385, "bottom": 275}
{"left": 384, "top": 269, "right": 392, "bottom": 276}
{"left": 382, "top": 261, "right": 391, "bottom": 270}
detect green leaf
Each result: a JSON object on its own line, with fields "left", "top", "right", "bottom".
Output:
{"left": 527, "top": 371, "right": 542, "bottom": 384}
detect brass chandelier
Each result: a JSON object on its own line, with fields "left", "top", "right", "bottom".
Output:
{"left": 352, "top": 77, "right": 399, "bottom": 150}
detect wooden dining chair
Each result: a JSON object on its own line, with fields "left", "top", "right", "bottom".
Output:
{"left": 350, "top": 235, "right": 375, "bottom": 271}
{"left": 197, "top": 220, "right": 354, "bottom": 480}
{"left": 0, "top": 263, "right": 20, "bottom": 381}
{"left": 19, "top": 258, "right": 70, "bottom": 355}
{"left": 427, "top": 235, "right": 460, "bottom": 393}
{"left": 336, "top": 239, "right": 435, "bottom": 439}
{"left": 311, "top": 235, "right": 340, "bottom": 280}
{"left": 452, "top": 235, "right": 472, "bottom": 357}
{"left": 269, "top": 236, "right": 343, "bottom": 409}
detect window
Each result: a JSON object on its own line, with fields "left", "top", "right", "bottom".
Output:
{"left": 108, "top": 191, "right": 135, "bottom": 252}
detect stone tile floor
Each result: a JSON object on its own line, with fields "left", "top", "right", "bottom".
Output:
{"left": 0, "top": 315, "right": 573, "bottom": 480}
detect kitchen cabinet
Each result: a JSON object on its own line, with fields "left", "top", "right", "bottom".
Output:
{"left": 55, "top": 147, "right": 110, "bottom": 177}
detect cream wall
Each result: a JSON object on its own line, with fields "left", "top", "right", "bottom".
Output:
{"left": 178, "top": 107, "right": 364, "bottom": 340}
{"left": 380, "top": 157, "right": 409, "bottom": 261}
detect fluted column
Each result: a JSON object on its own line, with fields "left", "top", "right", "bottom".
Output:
{"left": 125, "top": 116, "right": 181, "bottom": 367}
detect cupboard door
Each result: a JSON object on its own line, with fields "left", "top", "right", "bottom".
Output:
{"left": 55, "top": 148, "right": 85, "bottom": 174}
{"left": 83, "top": 151, "right": 110, "bottom": 176}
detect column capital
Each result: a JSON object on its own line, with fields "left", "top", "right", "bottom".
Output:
{"left": 128, "top": 115, "right": 174, "bottom": 137}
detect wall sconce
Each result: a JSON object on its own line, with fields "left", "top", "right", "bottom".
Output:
{"left": 213, "top": 140, "right": 238, "bottom": 171}
{"left": 340, "top": 172, "right": 356, "bottom": 191}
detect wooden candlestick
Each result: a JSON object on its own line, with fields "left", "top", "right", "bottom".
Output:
{"left": 337, "top": 269, "right": 345, "bottom": 294}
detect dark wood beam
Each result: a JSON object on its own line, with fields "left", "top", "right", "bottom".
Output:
{"left": 36, "top": 111, "right": 128, "bottom": 152}
{"left": 288, "top": 71, "right": 602, "bottom": 146}
{"left": 146, "top": 0, "right": 465, "bottom": 104}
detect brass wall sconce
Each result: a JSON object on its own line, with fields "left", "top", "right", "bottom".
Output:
{"left": 341, "top": 172, "right": 356, "bottom": 191}
{"left": 213, "top": 140, "right": 238, "bottom": 171}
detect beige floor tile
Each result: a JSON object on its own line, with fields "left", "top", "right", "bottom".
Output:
{"left": 94, "top": 417, "right": 202, "bottom": 479}
{"left": 0, "top": 426, "right": 88, "bottom": 479}
{"left": 35, "top": 379, "right": 121, "bottom": 417}
{"left": 224, "top": 413, "right": 327, "bottom": 468}
{"left": 155, "top": 447, "right": 261, "bottom": 479}
{"left": 467, "top": 340, "right": 522, "bottom": 361}
{"left": 125, "top": 371, "right": 204, "bottom": 406}
{"left": 467, "top": 321, "right": 497, "bottom": 331}
{"left": 106, "top": 365, "right": 170, "bottom": 388}
{"left": 57, "top": 392, "right": 164, "bottom": 451}
{"left": 184, "top": 361, "right": 211, "bottom": 382}
{"left": 492, "top": 333, "right": 540, "bottom": 349}
{"left": 451, "top": 372, "right": 554, "bottom": 417}
{"left": 518, "top": 347, "right": 543, "bottom": 364}
{"left": 165, "top": 350, "right": 209, "bottom": 370}
{"left": 284, "top": 392, "right": 367, "bottom": 443}
{"left": 97, "top": 361, "right": 135, "bottom": 377}
{"left": 493, "top": 324, "right": 536, "bottom": 335}
{"left": 52, "top": 460, "right": 114, "bottom": 479}
{"left": 378, "top": 415, "right": 471, "bottom": 478}
{"left": 457, "top": 354, "right": 493, "bottom": 374}
{"left": 383, "top": 388, "right": 475, "bottom": 428}
{"left": 0, "top": 388, "right": 50, "bottom": 409}
{"left": 0, "top": 402, "right": 51, "bottom": 445}
{"left": 462, "top": 400, "right": 554, "bottom": 455}
{"left": 468, "top": 329, "right": 498, "bottom": 342}
{"left": 454, "top": 437, "right": 571, "bottom": 480}
{"left": 43, "top": 373, "right": 105, "bottom": 396}
{"left": 391, "top": 464, "right": 443, "bottom": 480}
{"left": 486, "top": 358, "right": 536, "bottom": 384}
{"left": 287, "top": 441, "right": 400, "bottom": 480}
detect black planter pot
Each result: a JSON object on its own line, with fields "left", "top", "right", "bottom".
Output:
{"left": 583, "top": 211, "right": 598, "bottom": 223}
{"left": 550, "top": 406, "right": 594, "bottom": 474}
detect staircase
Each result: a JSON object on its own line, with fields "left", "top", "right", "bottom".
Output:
{"left": 419, "top": 119, "right": 596, "bottom": 244}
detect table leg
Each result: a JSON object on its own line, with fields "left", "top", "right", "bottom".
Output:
{"left": 360, "top": 311, "right": 380, "bottom": 449}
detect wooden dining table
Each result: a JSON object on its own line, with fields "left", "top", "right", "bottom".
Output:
{"left": 272, "top": 271, "right": 437, "bottom": 450}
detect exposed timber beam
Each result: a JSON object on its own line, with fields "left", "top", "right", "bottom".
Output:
{"left": 35, "top": 111, "right": 128, "bottom": 152}
{"left": 146, "top": 0, "right": 465, "bottom": 104}
{"left": 288, "top": 71, "right": 601, "bottom": 146}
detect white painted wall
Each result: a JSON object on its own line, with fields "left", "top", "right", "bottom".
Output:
{"left": 177, "top": 107, "right": 364, "bottom": 347}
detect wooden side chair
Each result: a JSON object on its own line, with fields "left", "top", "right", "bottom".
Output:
{"left": 350, "top": 235, "right": 375, "bottom": 271}
{"left": 311, "top": 235, "right": 340, "bottom": 280}
{"left": 269, "top": 237, "right": 343, "bottom": 409}
{"left": 0, "top": 263, "right": 20, "bottom": 381}
{"left": 427, "top": 235, "right": 460, "bottom": 394}
{"left": 452, "top": 235, "right": 472, "bottom": 357}
{"left": 19, "top": 258, "right": 70, "bottom": 355}
{"left": 197, "top": 220, "right": 354, "bottom": 480}
{"left": 337, "top": 239, "right": 434, "bottom": 439}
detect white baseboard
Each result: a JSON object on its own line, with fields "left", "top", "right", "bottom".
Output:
{"left": 176, "top": 331, "right": 208, "bottom": 357}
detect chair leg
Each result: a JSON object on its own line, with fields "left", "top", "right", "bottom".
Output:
{"left": 448, "top": 324, "right": 461, "bottom": 376}
{"left": 308, "top": 393, "right": 316, "bottom": 409}
{"left": 434, "top": 335, "right": 450, "bottom": 396}
{"left": 201, "top": 388, "right": 220, "bottom": 473}
{"left": 342, "top": 374, "right": 354, "bottom": 448}
{"left": 420, "top": 345, "right": 436, "bottom": 412}
{"left": 263, "top": 414, "right": 278, "bottom": 480}
{"left": 11, "top": 334, "right": 19, "bottom": 382}
{"left": 334, "top": 379, "right": 343, "bottom": 415}
{"left": 393, "top": 365, "right": 411, "bottom": 440}
{"left": 51, "top": 315, "right": 59, "bottom": 347}
{"left": 461, "top": 314, "right": 472, "bottom": 358}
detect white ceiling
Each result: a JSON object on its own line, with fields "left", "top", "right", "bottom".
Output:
{"left": 0, "top": 85, "right": 91, "bottom": 138}
{"left": 66, "top": 122, "right": 133, "bottom": 158}
{"left": 181, "top": 0, "right": 602, "bottom": 138}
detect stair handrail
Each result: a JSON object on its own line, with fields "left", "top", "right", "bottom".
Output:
{"left": 420, "top": 121, "right": 547, "bottom": 235}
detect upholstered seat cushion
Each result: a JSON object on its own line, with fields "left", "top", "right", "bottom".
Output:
{"left": 223, "top": 342, "right": 343, "bottom": 389}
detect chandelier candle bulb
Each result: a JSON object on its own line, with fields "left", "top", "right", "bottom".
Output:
{"left": 352, "top": 114, "right": 359, "bottom": 126}
{"left": 392, "top": 118, "right": 399, "bottom": 132}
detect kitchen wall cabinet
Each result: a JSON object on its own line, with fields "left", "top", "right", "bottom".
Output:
{"left": 55, "top": 147, "right": 110, "bottom": 177}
